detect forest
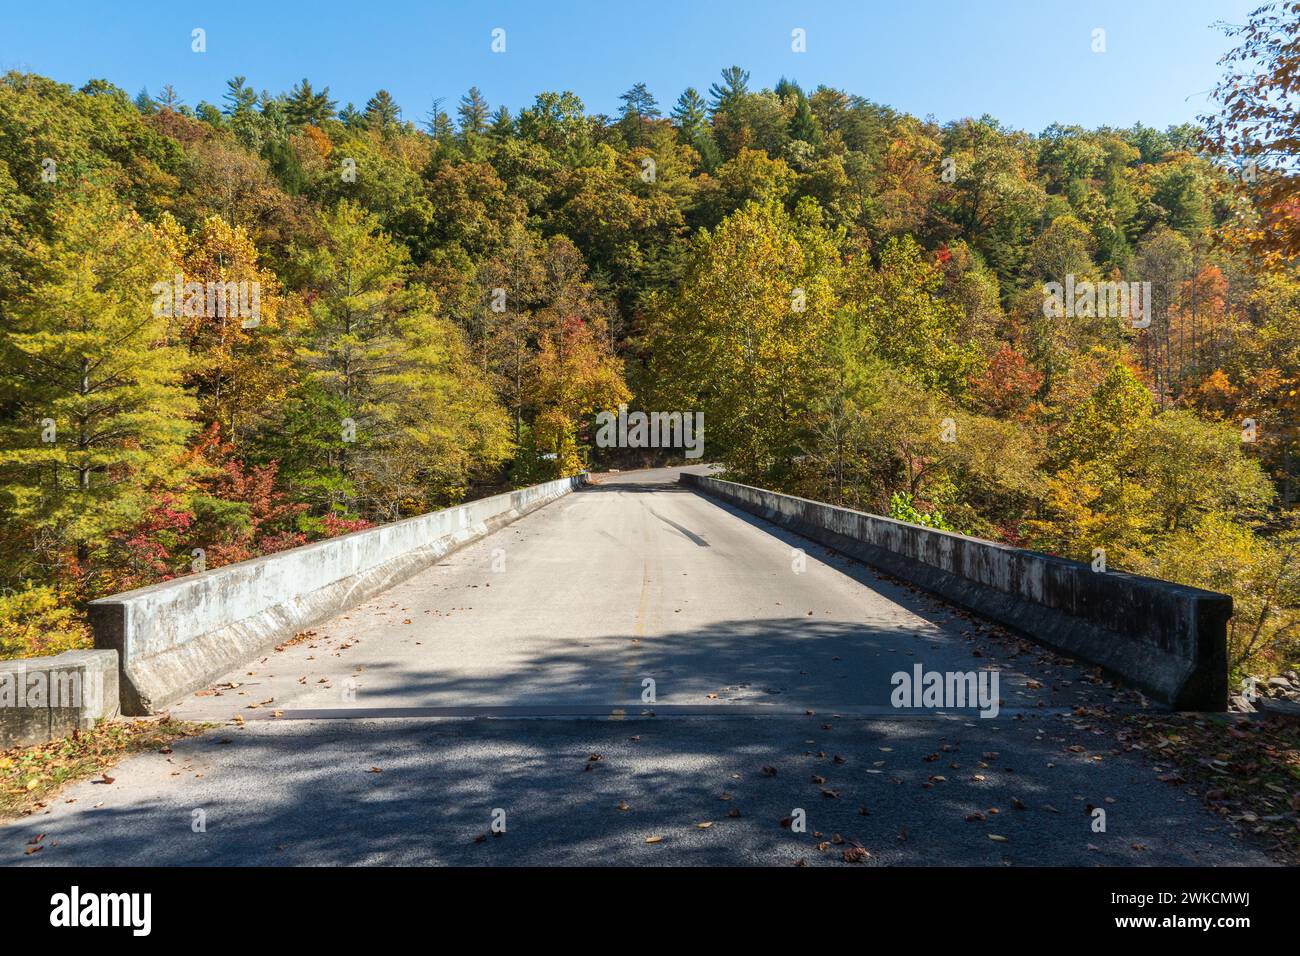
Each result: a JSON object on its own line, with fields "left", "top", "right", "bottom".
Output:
{"left": 0, "top": 10, "right": 1297, "bottom": 682}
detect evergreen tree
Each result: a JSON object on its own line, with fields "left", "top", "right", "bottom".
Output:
{"left": 364, "top": 89, "right": 401, "bottom": 130}
{"left": 0, "top": 188, "right": 196, "bottom": 582}
{"left": 286, "top": 78, "right": 337, "bottom": 127}
{"left": 488, "top": 105, "right": 515, "bottom": 140}
{"left": 422, "top": 97, "right": 455, "bottom": 140}
{"left": 223, "top": 76, "right": 257, "bottom": 116}
{"left": 338, "top": 102, "right": 363, "bottom": 128}
{"left": 671, "top": 87, "right": 707, "bottom": 137}
{"left": 617, "top": 82, "right": 660, "bottom": 147}
{"left": 671, "top": 87, "right": 719, "bottom": 168}
{"left": 457, "top": 86, "right": 490, "bottom": 137}
{"left": 787, "top": 88, "right": 821, "bottom": 144}
{"left": 284, "top": 201, "right": 509, "bottom": 517}
{"left": 154, "top": 84, "right": 182, "bottom": 109}
{"left": 708, "top": 66, "right": 750, "bottom": 114}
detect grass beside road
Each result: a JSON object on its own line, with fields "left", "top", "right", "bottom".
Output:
{"left": 0, "top": 716, "right": 209, "bottom": 825}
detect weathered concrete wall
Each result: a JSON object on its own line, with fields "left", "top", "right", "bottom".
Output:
{"left": 90, "top": 475, "right": 587, "bottom": 714}
{"left": 681, "top": 474, "right": 1229, "bottom": 710}
{"left": 1, "top": 650, "right": 120, "bottom": 748}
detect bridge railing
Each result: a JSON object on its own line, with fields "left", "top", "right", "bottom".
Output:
{"left": 681, "top": 473, "right": 1230, "bottom": 710}
{"left": 90, "top": 474, "right": 588, "bottom": 714}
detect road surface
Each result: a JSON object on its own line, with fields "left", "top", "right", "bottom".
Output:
{"left": 1, "top": 468, "right": 1269, "bottom": 865}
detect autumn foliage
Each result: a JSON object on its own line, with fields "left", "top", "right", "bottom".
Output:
{"left": 0, "top": 47, "right": 1296, "bottom": 675}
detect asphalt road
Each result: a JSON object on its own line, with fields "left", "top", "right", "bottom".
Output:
{"left": 0, "top": 467, "right": 1271, "bottom": 865}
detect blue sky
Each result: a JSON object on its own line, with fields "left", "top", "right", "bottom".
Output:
{"left": 0, "top": 0, "right": 1257, "bottom": 133}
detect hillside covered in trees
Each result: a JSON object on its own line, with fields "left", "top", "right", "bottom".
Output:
{"left": 1, "top": 18, "right": 1297, "bottom": 678}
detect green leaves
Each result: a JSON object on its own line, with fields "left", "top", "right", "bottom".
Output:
{"left": 645, "top": 201, "right": 839, "bottom": 485}
{"left": 0, "top": 186, "right": 196, "bottom": 576}
{"left": 842, "top": 235, "right": 982, "bottom": 395}
{"left": 280, "top": 200, "right": 511, "bottom": 520}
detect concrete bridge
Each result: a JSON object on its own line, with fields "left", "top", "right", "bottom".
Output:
{"left": 1, "top": 467, "right": 1267, "bottom": 866}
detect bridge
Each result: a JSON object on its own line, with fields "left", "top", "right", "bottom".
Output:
{"left": 2, "top": 467, "right": 1267, "bottom": 865}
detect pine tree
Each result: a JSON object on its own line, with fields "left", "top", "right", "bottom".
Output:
{"left": 671, "top": 87, "right": 720, "bottom": 168}
{"left": 364, "top": 89, "right": 401, "bottom": 130}
{"left": 708, "top": 66, "right": 750, "bottom": 114}
{"left": 422, "top": 98, "right": 455, "bottom": 140}
{"left": 619, "top": 82, "right": 660, "bottom": 121}
{"left": 154, "top": 84, "right": 182, "bottom": 110}
{"left": 0, "top": 188, "right": 196, "bottom": 583}
{"left": 617, "top": 82, "right": 660, "bottom": 147}
{"left": 338, "top": 102, "right": 363, "bottom": 128}
{"left": 488, "top": 105, "right": 514, "bottom": 140}
{"left": 457, "top": 87, "right": 490, "bottom": 137}
{"left": 286, "top": 78, "right": 337, "bottom": 128}
{"left": 786, "top": 86, "right": 821, "bottom": 144}
{"left": 285, "top": 202, "right": 509, "bottom": 517}
{"left": 671, "top": 87, "right": 708, "bottom": 137}
{"left": 223, "top": 76, "right": 257, "bottom": 116}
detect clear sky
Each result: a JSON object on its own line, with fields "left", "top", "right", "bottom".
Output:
{"left": 0, "top": 0, "right": 1258, "bottom": 133}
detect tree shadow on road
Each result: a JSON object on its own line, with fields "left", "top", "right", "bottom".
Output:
{"left": 0, "top": 616, "right": 1266, "bottom": 868}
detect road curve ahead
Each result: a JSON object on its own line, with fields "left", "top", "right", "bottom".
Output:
{"left": 0, "top": 467, "right": 1271, "bottom": 866}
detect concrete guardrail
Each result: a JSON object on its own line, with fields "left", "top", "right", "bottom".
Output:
{"left": 1, "top": 650, "right": 120, "bottom": 748}
{"left": 90, "top": 474, "right": 588, "bottom": 714}
{"left": 681, "top": 473, "right": 1229, "bottom": 710}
